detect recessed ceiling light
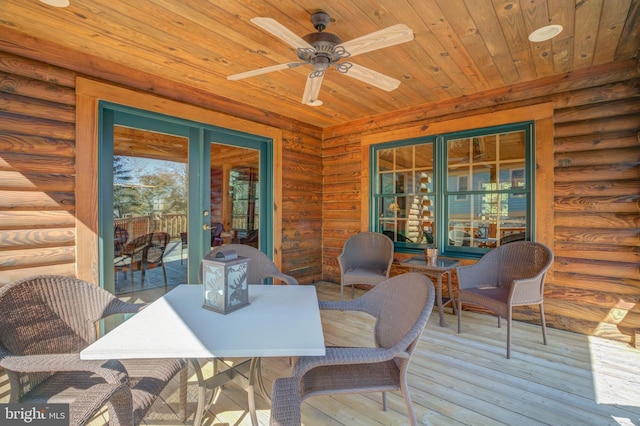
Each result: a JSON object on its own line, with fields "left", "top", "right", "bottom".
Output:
{"left": 39, "top": 0, "right": 70, "bottom": 7}
{"left": 528, "top": 24, "right": 563, "bottom": 42}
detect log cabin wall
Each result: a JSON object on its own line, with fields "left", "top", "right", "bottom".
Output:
{"left": 0, "top": 53, "right": 78, "bottom": 282}
{"left": 0, "top": 49, "right": 323, "bottom": 286}
{"left": 322, "top": 68, "right": 640, "bottom": 343}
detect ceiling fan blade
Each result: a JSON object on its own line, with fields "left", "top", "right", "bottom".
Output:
{"left": 251, "top": 17, "right": 314, "bottom": 50}
{"left": 342, "top": 63, "right": 401, "bottom": 91}
{"left": 337, "top": 24, "right": 414, "bottom": 58}
{"left": 301, "top": 72, "right": 324, "bottom": 106}
{"left": 227, "top": 62, "right": 303, "bottom": 80}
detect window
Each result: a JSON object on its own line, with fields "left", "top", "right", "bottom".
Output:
{"left": 372, "top": 122, "right": 533, "bottom": 257}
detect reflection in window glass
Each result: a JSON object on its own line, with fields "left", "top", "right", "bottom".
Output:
{"left": 374, "top": 141, "right": 435, "bottom": 246}
{"left": 445, "top": 129, "right": 529, "bottom": 251}
{"left": 371, "top": 122, "right": 532, "bottom": 257}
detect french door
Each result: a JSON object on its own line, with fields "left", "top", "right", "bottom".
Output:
{"left": 98, "top": 103, "right": 272, "bottom": 297}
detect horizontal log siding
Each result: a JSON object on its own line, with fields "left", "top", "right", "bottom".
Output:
{"left": 280, "top": 128, "right": 323, "bottom": 284}
{"left": 0, "top": 53, "right": 76, "bottom": 284}
{"left": 551, "top": 86, "right": 640, "bottom": 341}
{"left": 322, "top": 76, "right": 640, "bottom": 343}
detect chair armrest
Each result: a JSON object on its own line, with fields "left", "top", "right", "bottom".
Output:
{"left": 510, "top": 275, "right": 546, "bottom": 305}
{"left": 104, "top": 299, "right": 147, "bottom": 317}
{"left": 270, "top": 377, "right": 301, "bottom": 426}
{"left": 271, "top": 272, "right": 299, "bottom": 285}
{"left": 337, "top": 252, "right": 352, "bottom": 272}
{"left": 0, "top": 353, "right": 129, "bottom": 384}
{"left": 292, "top": 347, "right": 402, "bottom": 378}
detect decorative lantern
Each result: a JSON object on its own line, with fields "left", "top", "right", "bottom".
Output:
{"left": 202, "top": 249, "right": 250, "bottom": 314}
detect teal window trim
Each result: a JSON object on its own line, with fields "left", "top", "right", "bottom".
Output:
{"left": 370, "top": 121, "right": 534, "bottom": 259}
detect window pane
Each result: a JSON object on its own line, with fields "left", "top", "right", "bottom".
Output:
{"left": 378, "top": 148, "right": 394, "bottom": 171}
{"left": 415, "top": 145, "right": 433, "bottom": 168}
{"left": 448, "top": 137, "right": 470, "bottom": 167}
{"left": 499, "top": 131, "right": 526, "bottom": 161}
{"left": 379, "top": 172, "right": 394, "bottom": 193}
{"left": 471, "top": 164, "right": 496, "bottom": 190}
{"left": 396, "top": 146, "right": 413, "bottom": 169}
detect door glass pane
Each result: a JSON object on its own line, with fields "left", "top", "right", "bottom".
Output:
{"left": 210, "top": 143, "right": 260, "bottom": 249}
{"left": 113, "top": 126, "right": 188, "bottom": 296}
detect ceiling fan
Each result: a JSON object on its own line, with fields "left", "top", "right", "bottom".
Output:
{"left": 227, "top": 10, "right": 414, "bottom": 106}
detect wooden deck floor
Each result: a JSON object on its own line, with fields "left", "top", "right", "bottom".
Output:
{"left": 109, "top": 281, "right": 640, "bottom": 426}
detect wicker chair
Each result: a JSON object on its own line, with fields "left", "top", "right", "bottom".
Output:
{"left": 0, "top": 275, "right": 187, "bottom": 426}
{"left": 283, "top": 272, "right": 435, "bottom": 426}
{"left": 338, "top": 232, "right": 394, "bottom": 301}
{"left": 198, "top": 243, "right": 298, "bottom": 285}
{"left": 140, "top": 231, "right": 169, "bottom": 288}
{"left": 456, "top": 241, "right": 554, "bottom": 359}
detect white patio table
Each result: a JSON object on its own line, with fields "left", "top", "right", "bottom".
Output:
{"left": 81, "top": 284, "right": 325, "bottom": 426}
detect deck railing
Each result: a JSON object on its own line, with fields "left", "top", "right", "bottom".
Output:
{"left": 114, "top": 214, "right": 187, "bottom": 242}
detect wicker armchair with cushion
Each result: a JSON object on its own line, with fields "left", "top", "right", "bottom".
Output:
{"left": 199, "top": 243, "right": 298, "bottom": 285}
{"left": 456, "top": 241, "right": 554, "bottom": 359}
{"left": 338, "top": 232, "right": 394, "bottom": 301}
{"left": 283, "top": 272, "right": 435, "bottom": 426}
{"left": 0, "top": 275, "right": 186, "bottom": 426}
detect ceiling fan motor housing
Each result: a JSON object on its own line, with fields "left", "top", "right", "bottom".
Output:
{"left": 299, "top": 32, "right": 344, "bottom": 66}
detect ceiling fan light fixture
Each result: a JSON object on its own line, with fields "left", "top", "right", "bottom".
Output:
{"left": 528, "top": 24, "right": 563, "bottom": 42}
{"left": 39, "top": 0, "right": 70, "bottom": 7}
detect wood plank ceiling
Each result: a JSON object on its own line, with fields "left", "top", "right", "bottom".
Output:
{"left": 1, "top": 0, "right": 638, "bottom": 129}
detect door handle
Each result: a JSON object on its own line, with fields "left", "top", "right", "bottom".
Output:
{"left": 202, "top": 224, "right": 212, "bottom": 231}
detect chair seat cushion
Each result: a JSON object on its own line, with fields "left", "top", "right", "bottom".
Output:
{"left": 300, "top": 360, "right": 401, "bottom": 398}
{"left": 23, "top": 358, "right": 184, "bottom": 425}
{"left": 21, "top": 371, "right": 106, "bottom": 404}
{"left": 460, "top": 286, "right": 510, "bottom": 317}
{"left": 343, "top": 267, "right": 387, "bottom": 285}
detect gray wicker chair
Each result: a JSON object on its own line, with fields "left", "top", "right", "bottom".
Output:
{"left": 456, "top": 241, "right": 554, "bottom": 359}
{"left": 279, "top": 272, "right": 435, "bottom": 426}
{"left": 338, "top": 232, "right": 394, "bottom": 301}
{"left": 0, "top": 275, "right": 187, "bottom": 426}
{"left": 199, "top": 244, "right": 298, "bottom": 285}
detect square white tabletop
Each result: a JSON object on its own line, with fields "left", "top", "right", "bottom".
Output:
{"left": 81, "top": 284, "right": 325, "bottom": 360}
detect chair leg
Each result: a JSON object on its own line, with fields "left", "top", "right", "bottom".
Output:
{"left": 382, "top": 391, "right": 387, "bottom": 411}
{"left": 162, "top": 264, "right": 167, "bottom": 288}
{"left": 540, "top": 303, "right": 548, "bottom": 345}
{"left": 340, "top": 282, "right": 344, "bottom": 302}
{"left": 400, "top": 376, "right": 417, "bottom": 426}
{"left": 351, "top": 284, "right": 355, "bottom": 299}
{"left": 179, "top": 365, "right": 188, "bottom": 422}
{"left": 457, "top": 297, "right": 462, "bottom": 334}
{"left": 506, "top": 310, "right": 512, "bottom": 359}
